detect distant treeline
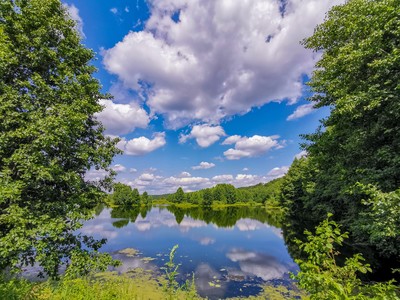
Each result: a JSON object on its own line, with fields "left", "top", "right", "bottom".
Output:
{"left": 166, "top": 178, "right": 283, "bottom": 205}
{"left": 108, "top": 177, "right": 284, "bottom": 207}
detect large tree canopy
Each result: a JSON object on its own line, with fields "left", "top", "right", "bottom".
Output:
{"left": 281, "top": 0, "right": 400, "bottom": 274}
{"left": 0, "top": 0, "right": 120, "bottom": 277}
{"left": 303, "top": 0, "right": 400, "bottom": 192}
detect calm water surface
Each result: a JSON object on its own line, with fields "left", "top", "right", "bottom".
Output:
{"left": 81, "top": 206, "right": 298, "bottom": 299}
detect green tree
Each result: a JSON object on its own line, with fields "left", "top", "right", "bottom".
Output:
{"left": 302, "top": 0, "right": 400, "bottom": 199}
{"left": 0, "top": 0, "right": 120, "bottom": 278}
{"left": 280, "top": 157, "right": 318, "bottom": 220}
{"left": 202, "top": 189, "right": 213, "bottom": 207}
{"left": 112, "top": 183, "right": 134, "bottom": 206}
{"left": 132, "top": 188, "right": 140, "bottom": 206}
{"left": 167, "top": 193, "right": 175, "bottom": 203}
{"left": 351, "top": 183, "right": 400, "bottom": 258}
{"left": 294, "top": 215, "right": 399, "bottom": 299}
{"left": 213, "top": 184, "right": 226, "bottom": 203}
{"left": 141, "top": 191, "right": 150, "bottom": 205}
{"left": 224, "top": 184, "right": 237, "bottom": 204}
{"left": 283, "top": 0, "right": 400, "bottom": 269}
{"left": 188, "top": 192, "right": 201, "bottom": 204}
{"left": 174, "top": 187, "right": 185, "bottom": 203}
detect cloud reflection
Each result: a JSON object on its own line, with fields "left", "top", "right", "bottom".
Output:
{"left": 195, "top": 263, "right": 227, "bottom": 299}
{"left": 80, "top": 224, "right": 119, "bottom": 240}
{"left": 227, "top": 249, "right": 289, "bottom": 281}
{"left": 235, "top": 219, "right": 267, "bottom": 231}
{"left": 199, "top": 237, "right": 216, "bottom": 246}
{"left": 111, "top": 252, "right": 158, "bottom": 274}
{"left": 135, "top": 220, "right": 152, "bottom": 231}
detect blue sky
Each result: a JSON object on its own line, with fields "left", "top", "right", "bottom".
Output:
{"left": 64, "top": 0, "right": 342, "bottom": 194}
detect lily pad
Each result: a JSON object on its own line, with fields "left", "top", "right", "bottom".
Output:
{"left": 208, "top": 282, "right": 221, "bottom": 288}
{"left": 118, "top": 248, "right": 139, "bottom": 257}
{"left": 141, "top": 257, "right": 156, "bottom": 263}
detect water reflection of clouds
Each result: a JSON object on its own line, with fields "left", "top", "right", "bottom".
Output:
{"left": 80, "top": 210, "right": 119, "bottom": 240}
{"left": 81, "top": 224, "right": 119, "bottom": 239}
{"left": 178, "top": 219, "right": 207, "bottom": 232}
{"left": 270, "top": 227, "right": 284, "bottom": 239}
{"left": 227, "top": 249, "right": 289, "bottom": 281}
{"left": 235, "top": 219, "right": 283, "bottom": 240}
{"left": 93, "top": 208, "right": 112, "bottom": 220}
{"left": 111, "top": 253, "right": 158, "bottom": 274}
{"left": 235, "top": 219, "right": 267, "bottom": 231}
{"left": 135, "top": 220, "right": 151, "bottom": 231}
{"left": 195, "top": 263, "right": 227, "bottom": 299}
{"left": 199, "top": 237, "right": 216, "bottom": 245}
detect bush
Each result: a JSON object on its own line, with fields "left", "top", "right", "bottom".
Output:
{"left": 293, "top": 214, "right": 399, "bottom": 299}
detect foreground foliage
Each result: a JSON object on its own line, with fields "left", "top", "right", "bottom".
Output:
{"left": 0, "top": 270, "right": 201, "bottom": 300}
{"left": 293, "top": 215, "right": 399, "bottom": 299}
{"left": 0, "top": 0, "right": 120, "bottom": 277}
{"left": 0, "top": 246, "right": 200, "bottom": 300}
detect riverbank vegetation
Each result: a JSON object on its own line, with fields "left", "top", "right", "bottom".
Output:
{"left": 279, "top": 0, "right": 400, "bottom": 284}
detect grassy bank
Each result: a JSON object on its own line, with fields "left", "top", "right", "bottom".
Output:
{"left": 0, "top": 271, "right": 304, "bottom": 300}
{"left": 0, "top": 270, "right": 200, "bottom": 300}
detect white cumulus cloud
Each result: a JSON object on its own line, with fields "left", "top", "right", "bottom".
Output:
{"left": 96, "top": 99, "right": 149, "bottom": 135}
{"left": 103, "top": 0, "right": 343, "bottom": 127}
{"left": 112, "top": 164, "right": 126, "bottom": 172}
{"left": 163, "top": 176, "right": 210, "bottom": 188}
{"left": 224, "top": 135, "right": 282, "bottom": 160}
{"left": 212, "top": 174, "right": 234, "bottom": 183}
{"left": 222, "top": 135, "right": 242, "bottom": 145}
{"left": 295, "top": 150, "right": 308, "bottom": 159}
{"left": 287, "top": 103, "right": 315, "bottom": 120}
{"left": 266, "top": 166, "right": 289, "bottom": 178}
{"left": 139, "top": 173, "right": 155, "bottom": 181}
{"left": 235, "top": 174, "right": 262, "bottom": 186}
{"left": 192, "top": 162, "right": 216, "bottom": 170}
{"left": 178, "top": 171, "right": 192, "bottom": 178}
{"left": 180, "top": 124, "right": 226, "bottom": 148}
{"left": 118, "top": 132, "right": 166, "bottom": 155}
{"left": 85, "top": 169, "right": 108, "bottom": 181}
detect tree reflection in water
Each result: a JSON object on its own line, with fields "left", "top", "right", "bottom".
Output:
{"left": 110, "top": 205, "right": 152, "bottom": 228}
{"left": 107, "top": 205, "right": 284, "bottom": 230}
{"left": 165, "top": 205, "right": 283, "bottom": 229}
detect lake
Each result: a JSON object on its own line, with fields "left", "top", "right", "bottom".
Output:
{"left": 81, "top": 205, "right": 298, "bottom": 299}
